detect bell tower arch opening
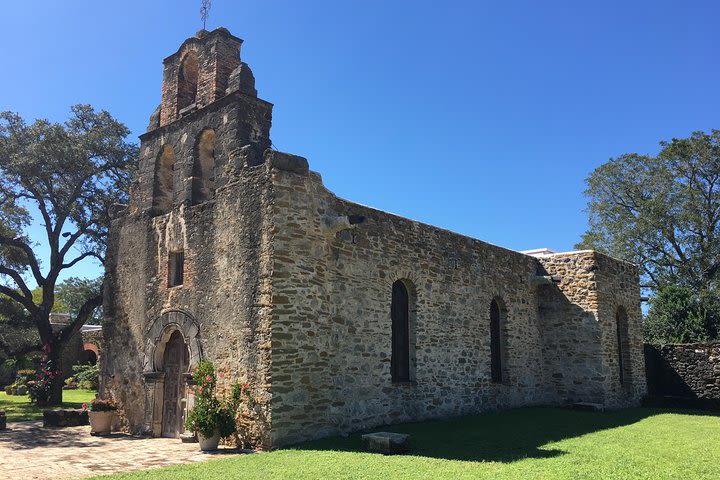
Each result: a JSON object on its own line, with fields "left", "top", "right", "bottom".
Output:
{"left": 177, "top": 51, "right": 199, "bottom": 113}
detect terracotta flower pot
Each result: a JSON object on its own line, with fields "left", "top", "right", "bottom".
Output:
{"left": 198, "top": 430, "right": 220, "bottom": 451}
{"left": 88, "top": 410, "right": 114, "bottom": 435}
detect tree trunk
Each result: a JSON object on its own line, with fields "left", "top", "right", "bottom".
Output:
{"left": 47, "top": 343, "right": 64, "bottom": 406}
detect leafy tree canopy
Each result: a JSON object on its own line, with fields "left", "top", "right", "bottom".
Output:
{"left": 577, "top": 130, "right": 720, "bottom": 292}
{"left": 0, "top": 105, "right": 137, "bottom": 402}
{"left": 578, "top": 130, "right": 720, "bottom": 343}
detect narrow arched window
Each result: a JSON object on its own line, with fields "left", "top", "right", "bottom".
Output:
{"left": 616, "top": 307, "right": 631, "bottom": 387}
{"left": 178, "top": 51, "right": 199, "bottom": 112}
{"left": 490, "top": 298, "right": 503, "bottom": 384}
{"left": 191, "top": 128, "right": 216, "bottom": 204}
{"left": 152, "top": 145, "right": 176, "bottom": 214}
{"left": 391, "top": 280, "right": 412, "bottom": 383}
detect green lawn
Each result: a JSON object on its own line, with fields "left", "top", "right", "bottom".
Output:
{"left": 88, "top": 406, "right": 720, "bottom": 480}
{"left": 0, "top": 389, "right": 96, "bottom": 421}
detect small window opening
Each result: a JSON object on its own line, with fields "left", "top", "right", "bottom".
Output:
{"left": 490, "top": 298, "right": 504, "bottom": 384}
{"left": 391, "top": 279, "right": 415, "bottom": 383}
{"left": 616, "top": 306, "right": 632, "bottom": 388}
{"left": 168, "top": 251, "right": 184, "bottom": 287}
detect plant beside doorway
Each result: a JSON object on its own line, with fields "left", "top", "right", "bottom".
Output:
{"left": 83, "top": 397, "right": 117, "bottom": 435}
{"left": 185, "top": 361, "right": 240, "bottom": 451}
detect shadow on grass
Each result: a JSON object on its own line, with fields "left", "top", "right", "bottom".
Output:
{"left": 291, "top": 406, "right": 719, "bottom": 463}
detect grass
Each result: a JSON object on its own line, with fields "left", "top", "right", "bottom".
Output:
{"left": 87, "top": 406, "right": 720, "bottom": 480}
{"left": 0, "top": 389, "right": 96, "bottom": 421}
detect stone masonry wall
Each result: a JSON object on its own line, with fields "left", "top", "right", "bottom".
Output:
{"left": 537, "top": 253, "right": 646, "bottom": 407}
{"left": 592, "top": 253, "right": 647, "bottom": 407}
{"left": 646, "top": 343, "right": 720, "bottom": 400}
{"left": 267, "top": 165, "right": 645, "bottom": 446}
{"left": 102, "top": 166, "right": 275, "bottom": 442}
{"left": 536, "top": 253, "right": 605, "bottom": 404}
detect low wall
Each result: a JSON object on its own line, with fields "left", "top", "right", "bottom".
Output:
{"left": 645, "top": 343, "right": 720, "bottom": 402}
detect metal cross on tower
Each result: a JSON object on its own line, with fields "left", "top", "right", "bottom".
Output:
{"left": 200, "top": 0, "right": 212, "bottom": 30}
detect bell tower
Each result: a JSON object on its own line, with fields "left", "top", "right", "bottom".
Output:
{"left": 158, "top": 28, "right": 249, "bottom": 126}
{"left": 133, "top": 27, "right": 273, "bottom": 216}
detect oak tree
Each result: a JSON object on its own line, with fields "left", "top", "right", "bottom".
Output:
{"left": 0, "top": 105, "right": 137, "bottom": 403}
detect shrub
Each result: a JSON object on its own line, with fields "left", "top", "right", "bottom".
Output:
{"left": 644, "top": 285, "right": 720, "bottom": 343}
{"left": 185, "top": 361, "right": 239, "bottom": 439}
{"left": 3, "top": 385, "right": 11, "bottom": 395}
{"left": 71, "top": 363, "right": 99, "bottom": 390}
{"left": 16, "top": 369, "right": 36, "bottom": 386}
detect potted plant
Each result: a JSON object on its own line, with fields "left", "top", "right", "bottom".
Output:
{"left": 185, "top": 361, "right": 239, "bottom": 451}
{"left": 84, "top": 398, "right": 117, "bottom": 435}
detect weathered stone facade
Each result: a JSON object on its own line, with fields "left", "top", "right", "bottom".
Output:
{"left": 102, "top": 28, "right": 646, "bottom": 448}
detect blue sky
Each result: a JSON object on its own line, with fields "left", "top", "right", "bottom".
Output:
{"left": 2, "top": 0, "right": 719, "bottom": 285}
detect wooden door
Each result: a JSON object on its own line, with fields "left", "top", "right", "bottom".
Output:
{"left": 161, "top": 330, "right": 188, "bottom": 438}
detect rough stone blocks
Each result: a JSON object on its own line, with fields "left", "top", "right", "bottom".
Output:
{"left": 362, "top": 432, "right": 410, "bottom": 454}
{"left": 43, "top": 409, "right": 89, "bottom": 428}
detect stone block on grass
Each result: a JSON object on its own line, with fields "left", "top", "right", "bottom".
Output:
{"left": 361, "top": 432, "right": 410, "bottom": 455}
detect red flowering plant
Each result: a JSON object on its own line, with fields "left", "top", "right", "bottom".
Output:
{"left": 82, "top": 398, "right": 117, "bottom": 412}
{"left": 27, "top": 344, "right": 61, "bottom": 405}
{"left": 185, "top": 361, "right": 238, "bottom": 439}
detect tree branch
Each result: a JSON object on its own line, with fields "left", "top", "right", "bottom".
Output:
{"left": 0, "top": 284, "right": 37, "bottom": 313}
{"left": 60, "top": 251, "right": 98, "bottom": 269}
{"left": 0, "top": 234, "right": 45, "bottom": 285}
{"left": 0, "top": 265, "right": 33, "bottom": 300}
{"left": 58, "top": 291, "right": 103, "bottom": 344}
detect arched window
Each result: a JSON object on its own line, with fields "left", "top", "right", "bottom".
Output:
{"left": 391, "top": 280, "right": 415, "bottom": 383}
{"left": 490, "top": 298, "right": 504, "bottom": 384}
{"left": 616, "top": 306, "right": 632, "bottom": 387}
{"left": 152, "top": 145, "right": 176, "bottom": 214}
{"left": 177, "top": 51, "right": 199, "bottom": 112}
{"left": 191, "top": 128, "right": 216, "bottom": 204}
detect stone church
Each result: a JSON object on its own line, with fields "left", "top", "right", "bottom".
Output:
{"left": 102, "top": 27, "right": 647, "bottom": 447}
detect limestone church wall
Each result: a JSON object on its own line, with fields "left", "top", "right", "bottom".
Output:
{"left": 267, "top": 165, "right": 646, "bottom": 445}
{"left": 102, "top": 161, "right": 275, "bottom": 443}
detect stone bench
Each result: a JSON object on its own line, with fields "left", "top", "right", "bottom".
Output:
{"left": 571, "top": 402, "right": 605, "bottom": 412}
{"left": 43, "top": 409, "right": 88, "bottom": 428}
{"left": 361, "top": 432, "right": 410, "bottom": 454}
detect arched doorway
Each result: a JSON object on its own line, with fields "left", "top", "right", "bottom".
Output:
{"left": 81, "top": 349, "right": 97, "bottom": 365}
{"left": 161, "top": 330, "right": 189, "bottom": 437}
{"left": 82, "top": 342, "right": 99, "bottom": 365}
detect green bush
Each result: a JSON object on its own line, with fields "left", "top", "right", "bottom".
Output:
{"left": 71, "top": 363, "right": 99, "bottom": 390}
{"left": 4, "top": 385, "right": 12, "bottom": 395}
{"left": 644, "top": 285, "right": 720, "bottom": 344}
{"left": 185, "top": 361, "right": 238, "bottom": 439}
{"left": 16, "top": 369, "right": 36, "bottom": 386}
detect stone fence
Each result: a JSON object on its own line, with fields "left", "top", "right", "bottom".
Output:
{"left": 644, "top": 343, "right": 720, "bottom": 408}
